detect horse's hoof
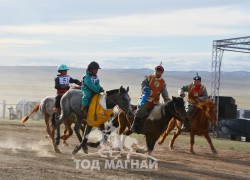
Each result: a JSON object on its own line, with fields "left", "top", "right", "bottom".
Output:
{"left": 72, "top": 145, "right": 81, "bottom": 155}
{"left": 126, "top": 154, "right": 131, "bottom": 160}
{"left": 146, "top": 157, "right": 156, "bottom": 164}
{"left": 63, "top": 142, "right": 69, "bottom": 147}
{"left": 87, "top": 141, "right": 100, "bottom": 148}
{"left": 82, "top": 144, "right": 88, "bottom": 154}
{"left": 190, "top": 151, "right": 195, "bottom": 155}
{"left": 136, "top": 148, "right": 147, "bottom": 154}
{"left": 158, "top": 140, "right": 163, "bottom": 145}
{"left": 55, "top": 139, "right": 60, "bottom": 146}
{"left": 54, "top": 147, "right": 61, "bottom": 153}
{"left": 212, "top": 149, "right": 217, "bottom": 154}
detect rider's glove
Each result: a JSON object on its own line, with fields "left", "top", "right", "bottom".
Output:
{"left": 99, "top": 87, "right": 105, "bottom": 93}
{"left": 142, "top": 86, "right": 150, "bottom": 93}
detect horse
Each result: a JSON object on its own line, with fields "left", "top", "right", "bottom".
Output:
{"left": 158, "top": 98, "right": 218, "bottom": 154}
{"left": 20, "top": 96, "right": 86, "bottom": 153}
{"left": 55, "top": 86, "right": 131, "bottom": 155}
{"left": 87, "top": 97, "right": 186, "bottom": 160}
{"left": 134, "top": 97, "right": 187, "bottom": 158}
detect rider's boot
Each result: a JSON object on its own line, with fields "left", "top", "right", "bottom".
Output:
{"left": 50, "top": 107, "right": 60, "bottom": 127}
{"left": 82, "top": 106, "right": 88, "bottom": 119}
{"left": 130, "top": 117, "right": 142, "bottom": 134}
{"left": 181, "top": 118, "right": 189, "bottom": 132}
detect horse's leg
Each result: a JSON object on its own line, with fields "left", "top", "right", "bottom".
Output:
{"left": 113, "top": 134, "right": 124, "bottom": 159}
{"left": 158, "top": 119, "right": 176, "bottom": 145}
{"left": 44, "top": 114, "right": 53, "bottom": 140}
{"left": 121, "top": 134, "right": 127, "bottom": 148}
{"left": 87, "top": 123, "right": 107, "bottom": 148}
{"left": 72, "top": 124, "right": 92, "bottom": 155}
{"left": 73, "top": 117, "right": 83, "bottom": 143}
{"left": 44, "top": 114, "right": 61, "bottom": 153}
{"left": 60, "top": 121, "right": 73, "bottom": 146}
{"left": 49, "top": 119, "right": 61, "bottom": 153}
{"left": 190, "top": 132, "right": 195, "bottom": 154}
{"left": 203, "top": 132, "right": 217, "bottom": 154}
{"left": 80, "top": 121, "right": 86, "bottom": 136}
{"left": 146, "top": 136, "right": 158, "bottom": 163}
{"left": 117, "top": 113, "right": 127, "bottom": 135}
{"left": 169, "top": 128, "right": 182, "bottom": 150}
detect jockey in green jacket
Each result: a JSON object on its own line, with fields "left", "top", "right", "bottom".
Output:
{"left": 81, "top": 61, "right": 104, "bottom": 114}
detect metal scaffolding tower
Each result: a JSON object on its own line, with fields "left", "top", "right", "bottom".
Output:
{"left": 210, "top": 36, "right": 250, "bottom": 102}
{"left": 210, "top": 36, "right": 250, "bottom": 137}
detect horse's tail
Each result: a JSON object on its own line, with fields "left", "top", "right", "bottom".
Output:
{"left": 20, "top": 103, "right": 40, "bottom": 124}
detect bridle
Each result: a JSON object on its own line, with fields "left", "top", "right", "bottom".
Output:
{"left": 105, "top": 91, "right": 130, "bottom": 114}
{"left": 173, "top": 100, "right": 186, "bottom": 121}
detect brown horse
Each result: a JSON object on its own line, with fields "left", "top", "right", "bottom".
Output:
{"left": 158, "top": 99, "right": 217, "bottom": 154}
{"left": 20, "top": 96, "right": 86, "bottom": 152}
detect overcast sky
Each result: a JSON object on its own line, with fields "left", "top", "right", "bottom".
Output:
{"left": 0, "top": 0, "right": 249, "bottom": 71}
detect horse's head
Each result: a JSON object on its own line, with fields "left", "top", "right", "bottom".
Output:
{"left": 197, "top": 99, "right": 217, "bottom": 123}
{"left": 105, "top": 86, "right": 134, "bottom": 115}
{"left": 116, "top": 86, "right": 131, "bottom": 115}
{"left": 169, "top": 96, "right": 187, "bottom": 121}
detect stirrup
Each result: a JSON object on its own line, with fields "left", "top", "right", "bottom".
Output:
{"left": 181, "top": 124, "right": 186, "bottom": 130}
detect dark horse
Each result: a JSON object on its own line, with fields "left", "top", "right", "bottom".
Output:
{"left": 158, "top": 99, "right": 217, "bottom": 154}
{"left": 135, "top": 97, "right": 187, "bottom": 157}
{"left": 79, "top": 97, "right": 186, "bottom": 158}
{"left": 55, "top": 86, "right": 131, "bottom": 154}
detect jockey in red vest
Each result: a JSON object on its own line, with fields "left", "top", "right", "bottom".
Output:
{"left": 131, "top": 62, "right": 170, "bottom": 134}
{"left": 178, "top": 73, "right": 208, "bottom": 131}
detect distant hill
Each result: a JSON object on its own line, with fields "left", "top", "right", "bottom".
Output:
{"left": 0, "top": 66, "right": 250, "bottom": 108}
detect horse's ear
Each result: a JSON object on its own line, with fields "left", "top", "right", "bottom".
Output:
{"left": 126, "top": 86, "right": 129, "bottom": 93}
{"left": 119, "top": 86, "right": 124, "bottom": 93}
{"left": 172, "top": 96, "right": 176, "bottom": 100}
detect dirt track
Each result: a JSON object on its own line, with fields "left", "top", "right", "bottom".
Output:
{"left": 0, "top": 120, "right": 249, "bottom": 180}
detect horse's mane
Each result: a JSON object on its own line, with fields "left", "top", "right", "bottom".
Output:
{"left": 196, "top": 99, "right": 217, "bottom": 124}
{"left": 197, "top": 99, "right": 215, "bottom": 110}
{"left": 106, "top": 89, "right": 119, "bottom": 96}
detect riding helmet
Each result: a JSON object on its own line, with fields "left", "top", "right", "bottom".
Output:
{"left": 57, "top": 64, "right": 69, "bottom": 71}
{"left": 87, "top": 61, "right": 101, "bottom": 70}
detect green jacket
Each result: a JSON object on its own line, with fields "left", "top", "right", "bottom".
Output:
{"left": 81, "top": 70, "right": 101, "bottom": 106}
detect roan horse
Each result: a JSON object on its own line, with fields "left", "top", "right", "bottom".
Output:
{"left": 55, "top": 86, "right": 131, "bottom": 155}
{"left": 20, "top": 96, "right": 86, "bottom": 153}
{"left": 158, "top": 98, "right": 218, "bottom": 154}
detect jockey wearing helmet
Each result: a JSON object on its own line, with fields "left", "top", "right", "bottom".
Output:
{"left": 131, "top": 61, "right": 170, "bottom": 134}
{"left": 178, "top": 73, "right": 208, "bottom": 131}
{"left": 81, "top": 61, "right": 104, "bottom": 115}
{"left": 52, "top": 64, "right": 81, "bottom": 121}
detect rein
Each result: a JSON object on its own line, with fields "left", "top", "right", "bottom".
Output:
{"left": 105, "top": 92, "right": 127, "bottom": 112}
{"left": 172, "top": 101, "right": 186, "bottom": 121}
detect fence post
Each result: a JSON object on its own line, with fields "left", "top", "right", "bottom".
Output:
{"left": 3, "top": 100, "right": 6, "bottom": 119}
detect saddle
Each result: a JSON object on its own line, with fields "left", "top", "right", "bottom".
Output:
{"left": 87, "top": 94, "right": 113, "bottom": 127}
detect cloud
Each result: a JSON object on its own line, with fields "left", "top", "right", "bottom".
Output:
{"left": 1, "top": 6, "right": 249, "bottom": 37}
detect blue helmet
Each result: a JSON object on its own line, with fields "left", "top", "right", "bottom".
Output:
{"left": 57, "top": 64, "right": 69, "bottom": 71}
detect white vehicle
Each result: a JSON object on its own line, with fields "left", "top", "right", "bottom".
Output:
{"left": 16, "top": 100, "right": 43, "bottom": 120}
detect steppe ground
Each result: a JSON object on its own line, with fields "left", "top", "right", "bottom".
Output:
{"left": 0, "top": 119, "right": 249, "bottom": 180}
{"left": 0, "top": 66, "right": 250, "bottom": 179}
